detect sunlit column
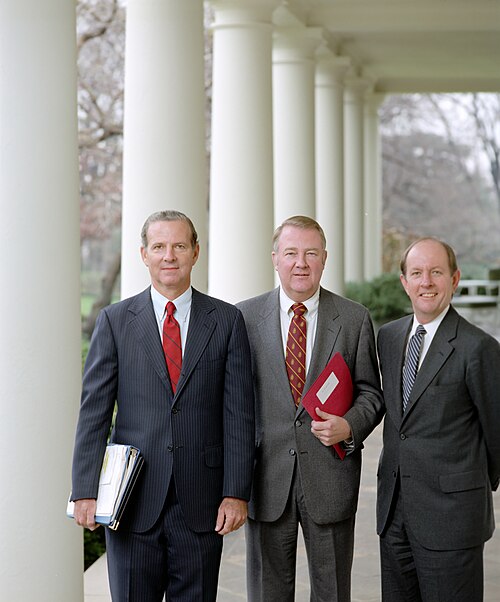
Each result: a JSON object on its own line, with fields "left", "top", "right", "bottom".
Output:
{"left": 273, "top": 26, "right": 321, "bottom": 226}
{"left": 121, "top": 0, "right": 208, "bottom": 298}
{"left": 0, "top": 1, "right": 82, "bottom": 599}
{"left": 315, "top": 53, "right": 350, "bottom": 294}
{"left": 208, "top": 0, "right": 279, "bottom": 302}
{"left": 344, "top": 76, "right": 370, "bottom": 283}
{"left": 364, "top": 92, "right": 385, "bottom": 280}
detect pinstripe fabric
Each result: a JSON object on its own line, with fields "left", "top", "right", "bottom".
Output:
{"left": 106, "top": 483, "right": 223, "bottom": 601}
{"left": 72, "top": 287, "right": 255, "bottom": 531}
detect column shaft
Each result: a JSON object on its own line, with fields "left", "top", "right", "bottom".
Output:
{"left": 364, "top": 93, "right": 384, "bottom": 280}
{"left": 273, "top": 28, "right": 319, "bottom": 226}
{"left": 344, "top": 77, "right": 369, "bottom": 283}
{"left": 0, "top": 1, "right": 82, "bottom": 599}
{"left": 121, "top": 0, "right": 207, "bottom": 298}
{"left": 208, "top": 0, "right": 277, "bottom": 302}
{"left": 315, "top": 56, "right": 350, "bottom": 294}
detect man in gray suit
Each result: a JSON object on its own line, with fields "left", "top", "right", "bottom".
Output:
{"left": 377, "top": 237, "right": 500, "bottom": 602}
{"left": 71, "top": 210, "right": 254, "bottom": 601}
{"left": 237, "top": 215, "right": 384, "bottom": 601}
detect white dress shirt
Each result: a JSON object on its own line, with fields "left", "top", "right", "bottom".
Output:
{"left": 150, "top": 285, "right": 192, "bottom": 357}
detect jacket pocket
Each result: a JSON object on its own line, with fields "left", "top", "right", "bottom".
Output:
{"left": 439, "top": 470, "right": 485, "bottom": 493}
{"left": 204, "top": 444, "right": 223, "bottom": 468}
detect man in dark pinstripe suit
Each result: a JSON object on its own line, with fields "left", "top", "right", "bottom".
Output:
{"left": 71, "top": 210, "right": 255, "bottom": 601}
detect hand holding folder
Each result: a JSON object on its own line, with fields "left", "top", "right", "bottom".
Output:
{"left": 67, "top": 443, "right": 143, "bottom": 530}
{"left": 301, "top": 353, "right": 353, "bottom": 459}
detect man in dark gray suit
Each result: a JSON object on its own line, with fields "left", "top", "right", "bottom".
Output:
{"left": 377, "top": 237, "right": 500, "bottom": 602}
{"left": 71, "top": 210, "right": 254, "bottom": 601}
{"left": 237, "top": 215, "right": 384, "bottom": 602}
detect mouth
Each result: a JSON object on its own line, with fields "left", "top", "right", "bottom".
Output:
{"left": 420, "top": 292, "right": 437, "bottom": 298}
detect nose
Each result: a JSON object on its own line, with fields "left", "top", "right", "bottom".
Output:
{"left": 420, "top": 270, "right": 432, "bottom": 285}
{"left": 163, "top": 245, "right": 176, "bottom": 261}
{"left": 295, "top": 252, "right": 308, "bottom": 267}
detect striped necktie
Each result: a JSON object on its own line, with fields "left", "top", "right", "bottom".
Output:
{"left": 402, "top": 324, "right": 426, "bottom": 412}
{"left": 285, "top": 303, "right": 307, "bottom": 407}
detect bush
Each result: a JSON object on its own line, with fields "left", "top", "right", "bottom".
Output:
{"left": 346, "top": 273, "right": 410, "bottom": 325}
{"left": 84, "top": 528, "right": 106, "bottom": 570}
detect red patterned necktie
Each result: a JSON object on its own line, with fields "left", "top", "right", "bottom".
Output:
{"left": 162, "top": 301, "right": 182, "bottom": 393}
{"left": 285, "top": 302, "right": 307, "bottom": 407}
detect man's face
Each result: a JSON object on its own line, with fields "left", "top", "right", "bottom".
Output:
{"left": 400, "top": 239, "right": 460, "bottom": 324}
{"left": 272, "top": 225, "right": 327, "bottom": 302}
{"left": 141, "top": 220, "right": 199, "bottom": 299}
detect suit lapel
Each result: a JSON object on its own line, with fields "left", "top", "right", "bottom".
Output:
{"left": 297, "top": 289, "right": 342, "bottom": 417}
{"left": 387, "top": 316, "right": 412, "bottom": 423}
{"left": 402, "top": 308, "right": 458, "bottom": 419}
{"left": 174, "top": 289, "right": 216, "bottom": 400}
{"left": 255, "top": 288, "right": 292, "bottom": 405}
{"left": 128, "top": 288, "right": 171, "bottom": 390}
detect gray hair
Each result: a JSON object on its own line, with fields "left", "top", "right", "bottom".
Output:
{"left": 141, "top": 210, "right": 199, "bottom": 248}
{"left": 272, "top": 215, "right": 327, "bottom": 252}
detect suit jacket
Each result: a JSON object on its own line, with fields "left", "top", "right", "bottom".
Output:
{"left": 376, "top": 306, "right": 500, "bottom": 550}
{"left": 237, "top": 287, "right": 383, "bottom": 524}
{"left": 71, "top": 287, "right": 255, "bottom": 533}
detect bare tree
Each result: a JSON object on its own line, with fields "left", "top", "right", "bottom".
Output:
{"left": 77, "top": 0, "right": 125, "bottom": 335}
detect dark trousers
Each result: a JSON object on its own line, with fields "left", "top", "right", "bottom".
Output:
{"left": 105, "top": 481, "right": 223, "bottom": 602}
{"left": 246, "top": 470, "right": 355, "bottom": 602}
{"left": 380, "top": 488, "right": 484, "bottom": 602}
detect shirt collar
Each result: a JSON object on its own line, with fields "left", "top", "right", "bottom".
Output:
{"left": 411, "top": 305, "right": 450, "bottom": 338}
{"left": 279, "top": 286, "right": 320, "bottom": 316}
{"left": 150, "top": 285, "right": 192, "bottom": 322}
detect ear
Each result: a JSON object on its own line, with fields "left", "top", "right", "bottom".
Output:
{"left": 272, "top": 251, "right": 278, "bottom": 270}
{"left": 400, "top": 273, "right": 409, "bottom": 296}
{"left": 140, "top": 246, "right": 148, "bottom": 266}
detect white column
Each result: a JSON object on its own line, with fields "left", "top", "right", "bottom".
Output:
{"left": 364, "top": 92, "right": 385, "bottom": 280}
{"left": 344, "top": 76, "right": 370, "bottom": 283}
{"left": 0, "top": 2, "right": 82, "bottom": 600}
{"left": 273, "top": 27, "right": 320, "bottom": 226}
{"left": 121, "top": 0, "right": 208, "bottom": 298}
{"left": 315, "top": 54, "right": 350, "bottom": 295}
{"left": 208, "top": 0, "right": 278, "bottom": 302}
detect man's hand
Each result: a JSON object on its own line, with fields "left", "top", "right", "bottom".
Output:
{"left": 215, "top": 497, "right": 248, "bottom": 536}
{"left": 73, "top": 498, "right": 99, "bottom": 531}
{"left": 311, "top": 409, "right": 351, "bottom": 447}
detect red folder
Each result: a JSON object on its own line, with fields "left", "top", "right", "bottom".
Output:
{"left": 301, "top": 352, "right": 353, "bottom": 460}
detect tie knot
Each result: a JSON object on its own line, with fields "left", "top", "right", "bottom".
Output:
{"left": 166, "top": 301, "right": 176, "bottom": 317}
{"left": 415, "top": 324, "right": 426, "bottom": 337}
{"left": 291, "top": 303, "right": 307, "bottom": 317}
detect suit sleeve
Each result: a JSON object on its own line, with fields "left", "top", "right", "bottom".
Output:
{"left": 71, "top": 308, "right": 118, "bottom": 501}
{"left": 466, "top": 333, "right": 500, "bottom": 490}
{"left": 343, "top": 308, "right": 385, "bottom": 445}
{"left": 222, "top": 309, "right": 255, "bottom": 501}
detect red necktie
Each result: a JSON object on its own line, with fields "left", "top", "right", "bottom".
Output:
{"left": 285, "top": 303, "right": 307, "bottom": 407}
{"left": 162, "top": 302, "right": 182, "bottom": 393}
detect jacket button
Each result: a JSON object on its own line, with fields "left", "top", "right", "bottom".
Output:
{"left": 295, "top": 419, "right": 302, "bottom": 427}
{"left": 400, "top": 433, "right": 406, "bottom": 440}
{"left": 167, "top": 445, "right": 173, "bottom": 452}
{"left": 289, "top": 449, "right": 296, "bottom": 456}
{"left": 172, "top": 408, "right": 178, "bottom": 414}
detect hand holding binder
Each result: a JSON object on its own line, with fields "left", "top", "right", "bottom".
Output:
{"left": 67, "top": 443, "right": 144, "bottom": 530}
{"left": 301, "top": 353, "right": 353, "bottom": 459}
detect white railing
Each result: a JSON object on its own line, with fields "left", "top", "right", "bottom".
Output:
{"left": 453, "top": 279, "right": 500, "bottom": 307}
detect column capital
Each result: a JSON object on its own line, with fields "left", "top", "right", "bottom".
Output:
{"left": 344, "top": 75, "right": 372, "bottom": 102}
{"left": 316, "top": 53, "right": 351, "bottom": 87}
{"left": 210, "top": 0, "right": 280, "bottom": 26}
{"left": 273, "top": 26, "right": 323, "bottom": 63}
